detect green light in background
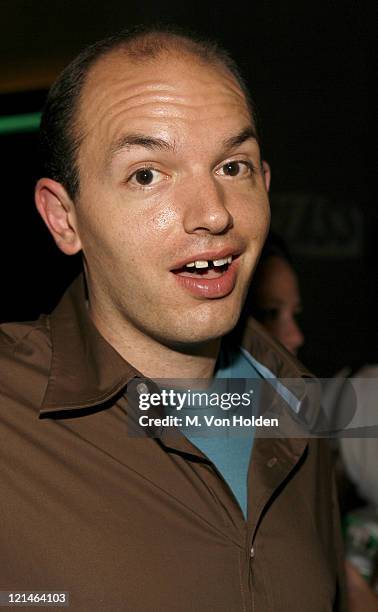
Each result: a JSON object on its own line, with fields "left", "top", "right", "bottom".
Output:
{"left": 0, "top": 112, "right": 41, "bottom": 135}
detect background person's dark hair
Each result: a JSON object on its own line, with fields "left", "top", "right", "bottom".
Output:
{"left": 39, "top": 24, "right": 257, "bottom": 201}
{"left": 256, "top": 231, "right": 293, "bottom": 268}
{"left": 229, "top": 232, "right": 296, "bottom": 345}
{"left": 244, "top": 231, "right": 295, "bottom": 317}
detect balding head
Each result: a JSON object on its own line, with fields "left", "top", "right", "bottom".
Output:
{"left": 39, "top": 25, "right": 257, "bottom": 200}
{"left": 35, "top": 27, "right": 269, "bottom": 355}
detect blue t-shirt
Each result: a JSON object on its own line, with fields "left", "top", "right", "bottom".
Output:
{"left": 183, "top": 345, "right": 263, "bottom": 519}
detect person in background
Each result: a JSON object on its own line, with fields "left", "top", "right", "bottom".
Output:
{"left": 242, "top": 231, "right": 304, "bottom": 356}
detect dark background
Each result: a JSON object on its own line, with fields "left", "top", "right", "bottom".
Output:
{"left": 0, "top": 0, "right": 376, "bottom": 376}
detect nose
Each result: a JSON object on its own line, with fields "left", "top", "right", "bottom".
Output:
{"left": 182, "top": 176, "right": 233, "bottom": 235}
{"left": 285, "top": 318, "right": 304, "bottom": 355}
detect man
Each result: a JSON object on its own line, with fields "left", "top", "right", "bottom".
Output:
{"left": 0, "top": 27, "right": 346, "bottom": 611}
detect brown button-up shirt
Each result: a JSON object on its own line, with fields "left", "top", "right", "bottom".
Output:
{"left": 0, "top": 275, "right": 346, "bottom": 611}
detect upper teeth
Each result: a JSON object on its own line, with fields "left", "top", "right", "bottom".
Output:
{"left": 185, "top": 256, "right": 232, "bottom": 269}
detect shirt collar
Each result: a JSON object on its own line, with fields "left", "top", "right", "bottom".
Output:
{"left": 40, "top": 273, "right": 314, "bottom": 419}
{"left": 40, "top": 273, "right": 139, "bottom": 415}
{"left": 236, "top": 317, "right": 319, "bottom": 432}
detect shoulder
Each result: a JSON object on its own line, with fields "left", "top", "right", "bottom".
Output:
{"left": 0, "top": 316, "right": 52, "bottom": 415}
{"left": 0, "top": 315, "right": 51, "bottom": 362}
{"left": 1, "top": 315, "right": 49, "bottom": 344}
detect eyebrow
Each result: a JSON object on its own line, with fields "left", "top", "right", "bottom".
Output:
{"left": 222, "top": 126, "right": 258, "bottom": 150}
{"left": 107, "top": 125, "right": 258, "bottom": 167}
{"left": 108, "top": 134, "right": 175, "bottom": 162}
{"left": 261, "top": 299, "right": 302, "bottom": 308}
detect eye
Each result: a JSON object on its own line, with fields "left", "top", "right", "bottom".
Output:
{"left": 217, "top": 160, "right": 253, "bottom": 178}
{"left": 259, "top": 308, "right": 280, "bottom": 322}
{"left": 128, "top": 167, "right": 166, "bottom": 187}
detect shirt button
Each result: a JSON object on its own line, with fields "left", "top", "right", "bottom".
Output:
{"left": 136, "top": 382, "right": 149, "bottom": 395}
{"left": 250, "top": 546, "right": 255, "bottom": 559}
{"left": 267, "top": 457, "right": 277, "bottom": 468}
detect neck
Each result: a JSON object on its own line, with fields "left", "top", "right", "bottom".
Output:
{"left": 88, "top": 300, "right": 221, "bottom": 381}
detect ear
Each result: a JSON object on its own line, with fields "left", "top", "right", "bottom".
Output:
{"left": 35, "top": 178, "right": 82, "bottom": 255}
{"left": 262, "top": 160, "right": 271, "bottom": 192}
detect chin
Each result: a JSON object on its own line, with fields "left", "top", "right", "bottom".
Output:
{"left": 167, "top": 309, "right": 241, "bottom": 346}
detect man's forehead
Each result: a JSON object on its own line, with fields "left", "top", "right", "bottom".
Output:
{"left": 79, "top": 48, "right": 253, "bottom": 134}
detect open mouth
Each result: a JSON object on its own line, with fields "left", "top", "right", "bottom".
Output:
{"left": 170, "top": 254, "right": 240, "bottom": 298}
{"left": 172, "top": 256, "right": 234, "bottom": 279}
